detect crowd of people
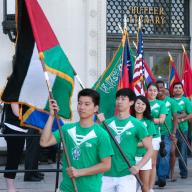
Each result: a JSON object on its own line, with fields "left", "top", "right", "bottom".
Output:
{"left": 1, "top": 80, "right": 192, "bottom": 192}
{"left": 41, "top": 81, "right": 192, "bottom": 192}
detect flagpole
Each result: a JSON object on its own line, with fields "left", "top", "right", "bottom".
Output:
{"left": 164, "top": 122, "right": 187, "bottom": 169}
{"left": 133, "top": 41, "right": 137, "bottom": 50}
{"left": 71, "top": 67, "right": 85, "bottom": 89}
{"left": 118, "top": 23, "right": 124, "bottom": 34}
{"left": 39, "top": 53, "right": 78, "bottom": 192}
{"left": 181, "top": 44, "right": 186, "bottom": 80}
{"left": 123, "top": 15, "right": 128, "bottom": 32}
{"left": 168, "top": 51, "right": 173, "bottom": 61}
{"left": 177, "top": 127, "right": 192, "bottom": 153}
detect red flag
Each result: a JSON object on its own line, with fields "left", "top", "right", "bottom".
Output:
{"left": 117, "top": 33, "right": 132, "bottom": 90}
{"left": 182, "top": 50, "right": 192, "bottom": 99}
{"left": 115, "top": 33, "right": 133, "bottom": 114}
{"left": 168, "top": 53, "right": 181, "bottom": 95}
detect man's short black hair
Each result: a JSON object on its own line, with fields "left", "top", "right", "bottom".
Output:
{"left": 78, "top": 88, "right": 100, "bottom": 106}
{"left": 116, "top": 88, "right": 136, "bottom": 101}
{"left": 156, "top": 80, "right": 165, "bottom": 86}
{"left": 173, "top": 82, "right": 183, "bottom": 89}
{"left": 147, "top": 82, "right": 158, "bottom": 90}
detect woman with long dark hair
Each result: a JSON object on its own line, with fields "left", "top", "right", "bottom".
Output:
{"left": 132, "top": 95, "right": 156, "bottom": 192}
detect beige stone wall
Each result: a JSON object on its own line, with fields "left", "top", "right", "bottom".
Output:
{"left": 0, "top": 0, "right": 107, "bottom": 122}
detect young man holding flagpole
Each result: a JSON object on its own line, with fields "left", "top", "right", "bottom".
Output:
{"left": 40, "top": 89, "right": 114, "bottom": 192}
{"left": 97, "top": 88, "right": 152, "bottom": 192}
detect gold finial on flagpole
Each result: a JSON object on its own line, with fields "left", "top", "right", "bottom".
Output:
{"left": 123, "top": 15, "right": 127, "bottom": 32}
{"left": 118, "top": 23, "right": 124, "bottom": 34}
{"left": 133, "top": 41, "right": 137, "bottom": 49}
{"left": 168, "top": 52, "right": 173, "bottom": 61}
{"left": 182, "top": 44, "right": 186, "bottom": 53}
{"left": 138, "top": 16, "right": 142, "bottom": 29}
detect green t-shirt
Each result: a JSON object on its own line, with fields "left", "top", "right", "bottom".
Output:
{"left": 102, "top": 116, "right": 148, "bottom": 177}
{"left": 149, "top": 99, "right": 167, "bottom": 138}
{"left": 160, "top": 97, "right": 178, "bottom": 135}
{"left": 136, "top": 118, "right": 156, "bottom": 157}
{"left": 53, "top": 122, "right": 114, "bottom": 192}
{"left": 174, "top": 96, "right": 192, "bottom": 132}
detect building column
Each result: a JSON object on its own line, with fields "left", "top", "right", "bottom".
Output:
{"left": 83, "top": 0, "right": 106, "bottom": 87}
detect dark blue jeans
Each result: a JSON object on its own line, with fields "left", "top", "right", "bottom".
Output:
{"left": 157, "top": 135, "right": 172, "bottom": 179}
{"left": 177, "top": 130, "right": 188, "bottom": 177}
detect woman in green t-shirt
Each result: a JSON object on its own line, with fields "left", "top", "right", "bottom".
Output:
{"left": 147, "top": 83, "right": 167, "bottom": 191}
{"left": 132, "top": 95, "right": 156, "bottom": 192}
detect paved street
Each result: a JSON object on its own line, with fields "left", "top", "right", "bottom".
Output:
{"left": 0, "top": 158, "right": 192, "bottom": 192}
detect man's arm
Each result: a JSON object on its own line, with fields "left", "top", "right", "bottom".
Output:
{"left": 130, "top": 136, "right": 153, "bottom": 174}
{"left": 183, "top": 113, "right": 192, "bottom": 122}
{"left": 172, "top": 113, "right": 178, "bottom": 134}
{"left": 96, "top": 113, "right": 105, "bottom": 124}
{"left": 178, "top": 113, "right": 192, "bottom": 123}
{"left": 153, "top": 114, "right": 166, "bottom": 124}
{"left": 40, "top": 99, "right": 58, "bottom": 147}
{"left": 40, "top": 115, "right": 57, "bottom": 147}
{"left": 67, "top": 157, "right": 111, "bottom": 178}
{"left": 11, "top": 103, "right": 19, "bottom": 117}
{"left": 177, "top": 111, "right": 187, "bottom": 120}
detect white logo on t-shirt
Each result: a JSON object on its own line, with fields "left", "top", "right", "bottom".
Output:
{"left": 85, "top": 142, "right": 92, "bottom": 147}
{"left": 166, "top": 101, "right": 171, "bottom": 112}
{"left": 178, "top": 100, "right": 184, "bottom": 106}
{"left": 109, "top": 120, "right": 134, "bottom": 135}
{"left": 68, "top": 127, "right": 97, "bottom": 146}
{"left": 143, "top": 122, "right": 147, "bottom": 127}
{"left": 151, "top": 103, "right": 160, "bottom": 111}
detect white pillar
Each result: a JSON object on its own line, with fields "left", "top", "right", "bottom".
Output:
{"left": 40, "top": 0, "right": 106, "bottom": 86}
{"left": 83, "top": 0, "right": 106, "bottom": 87}
{"left": 0, "top": 1, "right": 15, "bottom": 93}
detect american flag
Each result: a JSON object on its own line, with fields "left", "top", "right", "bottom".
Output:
{"left": 132, "top": 29, "right": 145, "bottom": 95}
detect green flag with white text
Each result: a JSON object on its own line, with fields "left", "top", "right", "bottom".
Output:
{"left": 93, "top": 45, "right": 123, "bottom": 118}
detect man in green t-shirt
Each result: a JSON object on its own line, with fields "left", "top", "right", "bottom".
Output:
{"left": 40, "top": 89, "right": 114, "bottom": 192}
{"left": 156, "top": 80, "right": 178, "bottom": 187}
{"left": 173, "top": 82, "right": 192, "bottom": 179}
{"left": 97, "top": 88, "right": 152, "bottom": 192}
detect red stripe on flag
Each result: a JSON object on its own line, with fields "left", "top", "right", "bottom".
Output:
{"left": 25, "top": 0, "right": 59, "bottom": 52}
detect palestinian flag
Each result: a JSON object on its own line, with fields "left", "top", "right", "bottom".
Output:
{"left": 25, "top": 0, "right": 74, "bottom": 119}
{"left": 1, "top": 0, "right": 74, "bottom": 131}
